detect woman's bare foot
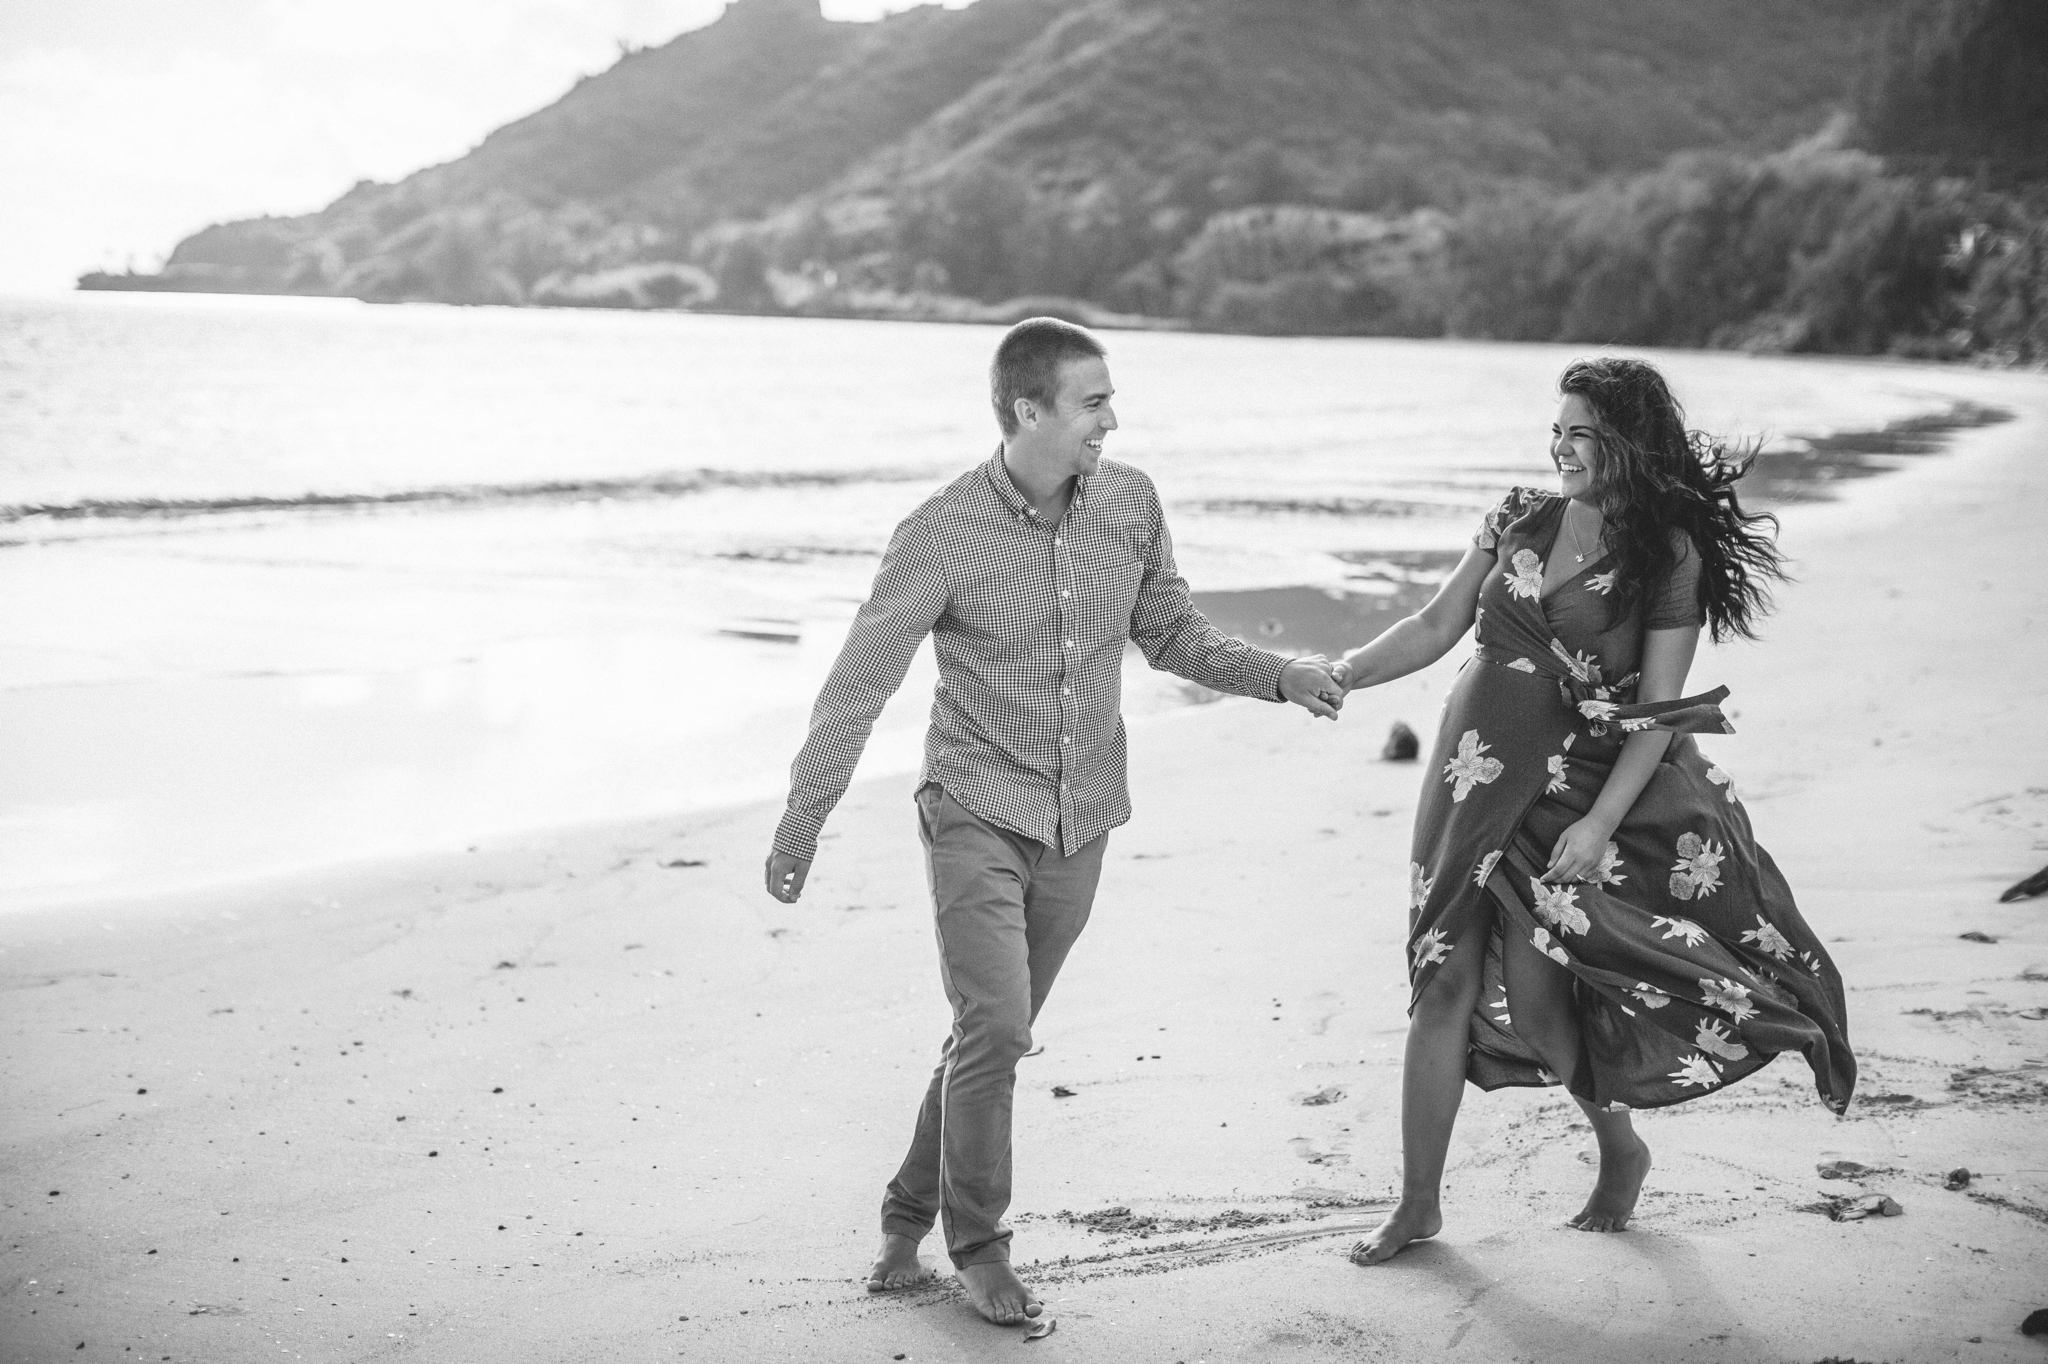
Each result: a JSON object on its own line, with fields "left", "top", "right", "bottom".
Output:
{"left": 1348, "top": 1197, "right": 1443, "bottom": 1265}
{"left": 955, "top": 1260, "right": 1042, "bottom": 1325}
{"left": 1569, "top": 1136, "right": 1652, "bottom": 1232}
{"left": 866, "top": 1233, "right": 933, "bottom": 1292}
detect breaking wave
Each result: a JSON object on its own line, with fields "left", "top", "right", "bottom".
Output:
{"left": 0, "top": 465, "right": 939, "bottom": 524}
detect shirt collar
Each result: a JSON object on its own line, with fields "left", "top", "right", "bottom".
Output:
{"left": 986, "top": 445, "right": 1088, "bottom": 524}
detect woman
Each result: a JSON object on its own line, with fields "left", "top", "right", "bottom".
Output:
{"left": 1332, "top": 357, "right": 1854, "bottom": 1265}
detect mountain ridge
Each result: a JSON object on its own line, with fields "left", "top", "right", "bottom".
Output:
{"left": 84, "top": 0, "right": 2048, "bottom": 361}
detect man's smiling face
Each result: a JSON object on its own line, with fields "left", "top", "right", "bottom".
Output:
{"left": 1036, "top": 355, "right": 1117, "bottom": 478}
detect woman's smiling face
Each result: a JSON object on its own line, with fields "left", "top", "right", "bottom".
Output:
{"left": 1551, "top": 393, "right": 1602, "bottom": 502}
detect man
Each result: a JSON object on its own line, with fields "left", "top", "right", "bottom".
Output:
{"left": 763, "top": 317, "right": 1342, "bottom": 1326}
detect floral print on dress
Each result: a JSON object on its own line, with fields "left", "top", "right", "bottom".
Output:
{"left": 1741, "top": 915, "right": 1794, "bottom": 961}
{"left": 1627, "top": 982, "right": 1671, "bottom": 1009}
{"left": 1586, "top": 570, "right": 1618, "bottom": 595}
{"left": 1668, "top": 832, "right": 1726, "bottom": 900}
{"left": 1669, "top": 1054, "right": 1722, "bottom": 1089}
{"left": 1592, "top": 841, "right": 1628, "bottom": 885}
{"left": 1409, "top": 861, "right": 1435, "bottom": 911}
{"left": 1442, "top": 730, "right": 1505, "bottom": 802}
{"left": 1654, "top": 915, "right": 1708, "bottom": 947}
{"left": 1699, "top": 977, "right": 1759, "bottom": 1023}
{"left": 1472, "top": 849, "right": 1502, "bottom": 888}
{"left": 1530, "top": 878, "right": 1590, "bottom": 935}
{"left": 1707, "top": 764, "right": 1738, "bottom": 803}
{"left": 1545, "top": 753, "right": 1570, "bottom": 794}
{"left": 1549, "top": 640, "right": 1604, "bottom": 684}
{"left": 1413, "top": 927, "right": 1451, "bottom": 968}
{"left": 1530, "top": 924, "right": 1571, "bottom": 965}
{"left": 1693, "top": 1018, "right": 1750, "bottom": 1061}
{"left": 1507, "top": 657, "right": 1537, "bottom": 673}
{"left": 1503, "top": 548, "right": 1544, "bottom": 600}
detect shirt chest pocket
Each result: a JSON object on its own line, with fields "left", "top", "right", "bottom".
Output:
{"left": 1071, "top": 557, "right": 1145, "bottom": 642}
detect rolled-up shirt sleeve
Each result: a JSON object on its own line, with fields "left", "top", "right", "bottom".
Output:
{"left": 1126, "top": 477, "right": 1289, "bottom": 701}
{"left": 773, "top": 515, "right": 949, "bottom": 860}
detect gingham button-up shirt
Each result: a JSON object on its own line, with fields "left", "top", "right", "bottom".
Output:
{"left": 773, "top": 451, "right": 1292, "bottom": 859}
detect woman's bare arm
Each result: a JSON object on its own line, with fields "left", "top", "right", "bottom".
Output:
{"left": 1334, "top": 545, "right": 1495, "bottom": 692}
{"left": 1542, "top": 623, "right": 1700, "bottom": 883}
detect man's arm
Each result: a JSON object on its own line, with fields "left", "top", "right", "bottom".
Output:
{"left": 767, "top": 515, "right": 948, "bottom": 899}
{"left": 1127, "top": 481, "right": 1339, "bottom": 718}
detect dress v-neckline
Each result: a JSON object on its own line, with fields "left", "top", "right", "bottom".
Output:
{"left": 1537, "top": 494, "right": 1610, "bottom": 603}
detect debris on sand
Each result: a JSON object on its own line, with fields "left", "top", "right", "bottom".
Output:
{"left": 1959, "top": 930, "right": 1999, "bottom": 943}
{"left": 1055, "top": 1205, "right": 1303, "bottom": 1239}
{"left": 1050, "top": 1086, "right": 1076, "bottom": 1099}
{"left": 1945, "top": 1168, "right": 1973, "bottom": 1190}
{"left": 1298, "top": 1085, "right": 1345, "bottom": 1106}
{"left": 662, "top": 858, "right": 708, "bottom": 869}
{"left": 1798, "top": 1192, "right": 1904, "bottom": 1221}
{"left": 1024, "top": 1317, "right": 1056, "bottom": 1341}
{"left": 1816, "top": 1159, "right": 1882, "bottom": 1180}
{"left": 1381, "top": 722, "right": 1420, "bottom": 762}
{"left": 1857, "top": 1092, "right": 1928, "bottom": 1110}
{"left": 1999, "top": 864, "right": 2048, "bottom": 903}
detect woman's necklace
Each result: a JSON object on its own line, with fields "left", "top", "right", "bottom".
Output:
{"left": 1561, "top": 502, "right": 1602, "bottom": 563}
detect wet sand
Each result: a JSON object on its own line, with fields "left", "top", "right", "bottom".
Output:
{"left": 5, "top": 386, "right": 2048, "bottom": 1362}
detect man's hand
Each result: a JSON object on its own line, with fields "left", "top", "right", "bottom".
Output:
{"left": 1280, "top": 656, "right": 1344, "bottom": 720}
{"left": 765, "top": 850, "right": 812, "bottom": 903}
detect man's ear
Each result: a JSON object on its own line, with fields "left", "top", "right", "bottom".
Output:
{"left": 1011, "top": 397, "right": 1038, "bottom": 431}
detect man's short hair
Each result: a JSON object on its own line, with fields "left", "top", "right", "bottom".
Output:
{"left": 990, "top": 317, "right": 1107, "bottom": 436}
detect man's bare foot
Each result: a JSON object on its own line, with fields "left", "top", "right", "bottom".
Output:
{"left": 866, "top": 1233, "right": 933, "bottom": 1293}
{"left": 1348, "top": 1197, "right": 1442, "bottom": 1265}
{"left": 956, "top": 1260, "right": 1042, "bottom": 1325}
{"left": 1568, "top": 1137, "right": 1651, "bottom": 1232}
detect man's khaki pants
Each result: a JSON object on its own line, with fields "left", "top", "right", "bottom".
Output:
{"left": 879, "top": 783, "right": 1106, "bottom": 1267}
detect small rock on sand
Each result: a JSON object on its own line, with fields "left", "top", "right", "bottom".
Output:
{"left": 1382, "top": 722, "right": 1419, "bottom": 762}
{"left": 1959, "top": 930, "right": 1998, "bottom": 943}
{"left": 1944, "top": 1167, "right": 1973, "bottom": 1190}
{"left": 2021, "top": 1308, "right": 2048, "bottom": 1337}
{"left": 1816, "top": 1159, "right": 1878, "bottom": 1180}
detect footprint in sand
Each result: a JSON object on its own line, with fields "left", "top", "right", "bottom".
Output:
{"left": 1302, "top": 989, "right": 1346, "bottom": 1037}
{"left": 1289, "top": 1136, "right": 1351, "bottom": 1167}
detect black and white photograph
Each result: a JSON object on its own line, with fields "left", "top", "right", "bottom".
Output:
{"left": 4, "top": 0, "right": 2046, "bottom": 1359}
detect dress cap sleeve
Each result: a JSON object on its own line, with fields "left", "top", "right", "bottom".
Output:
{"left": 1646, "top": 531, "right": 1705, "bottom": 630}
{"left": 1473, "top": 486, "right": 1548, "bottom": 553}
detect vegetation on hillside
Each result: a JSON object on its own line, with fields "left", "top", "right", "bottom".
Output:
{"left": 82, "top": 0, "right": 2048, "bottom": 362}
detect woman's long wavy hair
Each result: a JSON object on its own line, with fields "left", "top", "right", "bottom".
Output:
{"left": 1560, "top": 357, "right": 1785, "bottom": 643}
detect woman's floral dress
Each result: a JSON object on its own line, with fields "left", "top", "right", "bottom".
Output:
{"left": 1406, "top": 487, "right": 1854, "bottom": 1112}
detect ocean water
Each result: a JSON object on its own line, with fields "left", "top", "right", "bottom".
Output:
{"left": 0, "top": 292, "right": 2012, "bottom": 907}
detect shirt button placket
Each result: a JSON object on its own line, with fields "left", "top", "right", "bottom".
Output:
{"left": 1053, "top": 528, "right": 1073, "bottom": 820}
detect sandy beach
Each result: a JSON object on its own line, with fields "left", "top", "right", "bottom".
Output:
{"left": 5, "top": 373, "right": 2047, "bottom": 1362}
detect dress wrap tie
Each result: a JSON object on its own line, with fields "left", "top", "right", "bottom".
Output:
{"left": 1474, "top": 641, "right": 1735, "bottom": 737}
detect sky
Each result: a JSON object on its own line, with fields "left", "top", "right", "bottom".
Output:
{"left": 0, "top": 0, "right": 974, "bottom": 295}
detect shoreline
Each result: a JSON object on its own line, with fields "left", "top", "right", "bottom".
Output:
{"left": 0, "top": 389, "right": 2021, "bottom": 913}
{"left": 4, "top": 372, "right": 2046, "bottom": 1360}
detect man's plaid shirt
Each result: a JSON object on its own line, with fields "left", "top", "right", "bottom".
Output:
{"left": 773, "top": 450, "right": 1293, "bottom": 860}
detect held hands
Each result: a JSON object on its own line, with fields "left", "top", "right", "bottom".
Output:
{"left": 1280, "top": 655, "right": 1345, "bottom": 721}
{"left": 1541, "top": 815, "right": 1616, "bottom": 884}
{"left": 764, "top": 850, "right": 812, "bottom": 903}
